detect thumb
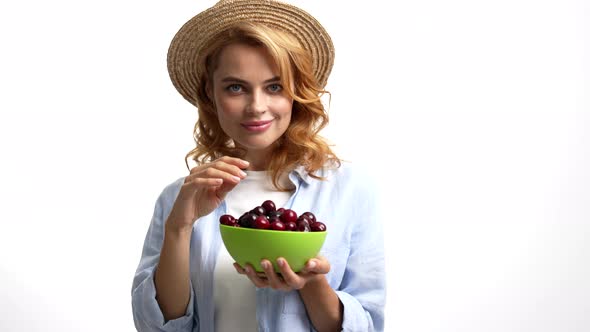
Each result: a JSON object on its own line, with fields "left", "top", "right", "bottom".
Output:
{"left": 303, "top": 257, "right": 330, "bottom": 274}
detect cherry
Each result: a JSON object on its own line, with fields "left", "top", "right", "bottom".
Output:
{"left": 238, "top": 212, "right": 257, "bottom": 228}
{"left": 268, "top": 216, "right": 281, "bottom": 224}
{"left": 297, "top": 215, "right": 311, "bottom": 225}
{"left": 270, "top": 220, "right": 286, "bottom": 231}
{"left": 220, "top": 214, "right": 236, "bottom": 226}
{"left": 280, "top": 209, "right": 297, "bottom": 223}
{"left": 301, "top": 212, "right": 316, "bottom": 224}
{"left": 297, "top": 223, "right": 311, "bottom": 232}
{"left": 311, "top": 222, "right": 326, "bottom": 232}
{"left": 267, "top": 210, "right": 282, "bottom": 219}
{"left": 261, "top": 200, "right": 276, "bottom": 213}
{"left": 250, "top": 206, "right": 266, "bottom": 216}
{"left": 297, "top": 218, "right": 310, "bottom": 229}
{"left": 285, "top": 221, "right": 297, "bottom": 231}
{"left": 253, "top": 215, "right": 270, "bottom": 229}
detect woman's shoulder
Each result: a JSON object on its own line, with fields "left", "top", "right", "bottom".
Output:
{"left": 155, "top": 176, "right": 185, "bottom": 205}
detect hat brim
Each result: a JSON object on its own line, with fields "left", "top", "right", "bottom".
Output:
{"left": 167, "top": 0, "right": 335, "bottom": 107}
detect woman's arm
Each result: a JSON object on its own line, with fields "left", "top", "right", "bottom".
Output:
{"left": 154, "top": 157, "right": 248, "bottom": 320}
{"left": 131, "top": 180, "right": 197, "bottom": 331}
{"left": 154, "top": 221, "right": 193, "bottom": 321}
{"left": 298, "top": 274, "right": 343, "bottom": 332}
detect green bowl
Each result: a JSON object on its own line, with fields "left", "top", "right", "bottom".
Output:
{"left": 220, "top": 224, "right": 327, "bottom": 272}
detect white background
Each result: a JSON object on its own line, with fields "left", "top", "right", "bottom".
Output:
{"left": 0, "top": 0, "right": 588, "bottom": 331}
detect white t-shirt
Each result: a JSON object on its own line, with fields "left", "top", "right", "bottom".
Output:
{"left": 214, "top": 170, "right": 294, "bottom": 332}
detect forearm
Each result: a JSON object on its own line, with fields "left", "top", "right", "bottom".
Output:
{"left": 154, "top": 221, "right": 193, "bottom": 321}
{"left": 299, "top": 276, "right": 343, "bottom": 332}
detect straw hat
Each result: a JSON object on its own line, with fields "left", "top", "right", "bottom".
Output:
{"left": 167, "top": 0, "right": 335, "bottom": 107}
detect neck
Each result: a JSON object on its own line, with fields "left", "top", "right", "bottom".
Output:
{"left": 244, "top": 149, "right": 271, "bottom": 171}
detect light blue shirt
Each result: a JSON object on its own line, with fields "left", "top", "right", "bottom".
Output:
{"left": 131, "top": 162, "right": 386, "bottom": 331}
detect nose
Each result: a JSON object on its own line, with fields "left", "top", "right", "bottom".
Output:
{"left": 246, "top": 89, "right": 267, "bottom": 114}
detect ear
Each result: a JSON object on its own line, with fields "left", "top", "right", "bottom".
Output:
{"left": 200, "top": 79, "right": 216, "bottom": 111}
{"left": 205, "top": 81, "right": 214, "bottom": 103}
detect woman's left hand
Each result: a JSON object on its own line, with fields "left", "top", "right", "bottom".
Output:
{"left": 233, "top": 256, "right": 330, "bottom": 290}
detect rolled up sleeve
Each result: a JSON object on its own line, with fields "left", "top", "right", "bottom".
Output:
{"left": 336, "top": 169, "right": 386, "bottom": 332}
{"left": 132, "top": 268, "right": 196, "bottom": 331}
{"left": 131, "top": 180, "right": 197, "bottom": 331}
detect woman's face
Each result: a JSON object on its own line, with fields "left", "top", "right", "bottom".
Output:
{"left": 212, "top": 43, "right": 293, "bottom": 165}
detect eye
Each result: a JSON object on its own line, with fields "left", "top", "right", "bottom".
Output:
{"left": 226, "top": 84, "right": 243, "bottom": 93}
{"left": 267, "top": 84, "right": 283, "bottom": 93}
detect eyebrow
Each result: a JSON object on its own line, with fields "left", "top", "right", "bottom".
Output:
{"left": 220, "top": 76, "right": 281, "bottom": 84}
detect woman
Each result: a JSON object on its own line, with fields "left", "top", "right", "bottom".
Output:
{"left": 131, "top": 1, "right": 385, "bottom": 331}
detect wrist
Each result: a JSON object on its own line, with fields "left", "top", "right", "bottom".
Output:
{"left": 165, "top": 218, "right": 194, "bottom": 236}
{"left": 301, "top": 274, "right": 328, "bottom": 291}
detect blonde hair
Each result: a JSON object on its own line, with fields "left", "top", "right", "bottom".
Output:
{"left": 186, "top": 21, "right": 340, "bottom": 190}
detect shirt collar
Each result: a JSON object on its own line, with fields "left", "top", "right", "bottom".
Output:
{"left": 289, "top": 165, "right": 312, "bottom": 185}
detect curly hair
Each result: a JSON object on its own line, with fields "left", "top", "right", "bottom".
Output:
{"left": 185, "top": 21, "right": 340, "bottom": 190}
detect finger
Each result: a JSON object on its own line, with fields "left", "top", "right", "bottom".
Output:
{"left": 210, "top": 161, "right": 249, "bottom": 181}
{"left": 178, "top": 178, "right": 223, "bottom": 200}
{"left": 183, "top": 177, "right": 223, "bottom": 188}
{"left": 233, "top": 262, "right": 246, "bottom": 275}
{"left": 190, "top": 158, "right": 248, "bottom": 180}
{"left": 244, "top": 264, "right": 269, "bottom": 288}
{"left": 300, "top": 259, "right": 316, "bottom": 274}
{"left": 188, "top": 163, "right": 208, "bottom": 175}
{"left": 276, "top": 258, "right": 304, "bottom": 289}
{"left": 188, "top": 157, "right": 248, "bottom": 175}
{"left": 185, "top": 170, "right": 240, "bottom": 201}
{"left": 301, "top": 256, "right": 330, "bottom": 274}
{"left": 305, "top": 259, "right": 330, "bottom": 274}
{"left": 217, "top": 156, "right": 250, "bottom": 171}
{"left": 234, "top": 262, "right": 266, "bottom": 279}
{"left": 261, "top": 260, "right": 288, "bottom": 290}
{"left": 198, "top": 167, "right": 243, "bottom": 185}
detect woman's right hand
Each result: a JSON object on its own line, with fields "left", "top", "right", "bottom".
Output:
{"left": 165, "top": 156, "right": 249, "bottom": 232}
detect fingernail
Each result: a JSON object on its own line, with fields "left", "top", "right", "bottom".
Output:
{"left": 277, "top": 258, "right": 285, "bottom": 267}
{"left": 232, "top": 175, "right": 241, "bottom": 182}
{"left": 261, "top": 261, "right": 269, "bottom": 269}
{"left": 239, "top": 170, "right": 247, "bottom": 177}
{"left": 308, "top": 260, "right": 316, "bottom": 269}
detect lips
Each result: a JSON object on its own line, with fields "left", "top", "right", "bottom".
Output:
{"left": 241, "top": 119, "right": 273, "bottom": 132}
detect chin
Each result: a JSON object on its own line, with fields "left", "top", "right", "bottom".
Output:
{"left": 239, "top": 140, "right": 276, "bottom": 151}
